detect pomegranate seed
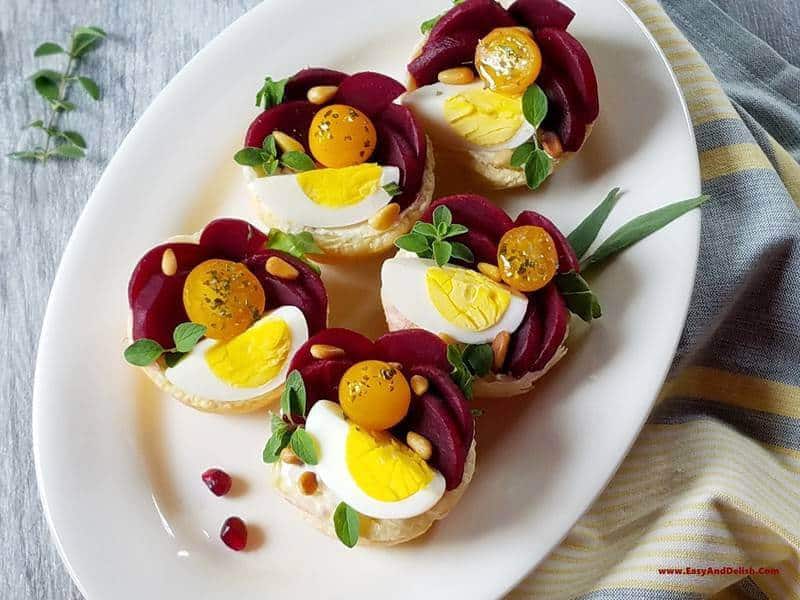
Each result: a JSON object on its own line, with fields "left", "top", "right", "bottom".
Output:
{"left": 220, "top": 516, "right": 247, "bottom": 551}
{"left": 202, "top": 468, "right": 232, "bottom": 497}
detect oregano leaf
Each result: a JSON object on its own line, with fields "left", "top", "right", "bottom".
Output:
{"left": 173, "top": 322, "right": 207, "bottom": 353}
{"left": 333, "top": 502, "right": 360, "bottom": 548}
{"left": 289, "top": 428, "right": 318, "bottom": 465}
{"left": 124, "top": 339, "right": 164, "bottom": 366}
{"left": 522, "top": 84, "right": 548, "bottom": 129}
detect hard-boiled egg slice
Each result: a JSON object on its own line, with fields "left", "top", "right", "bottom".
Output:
{"left": 305, "top": 400, "right": 445, "bottom": 519}
{"left": 165, "top": 305, "right": 308, "bottom": 402}
{"left": 381, "top": 255, "right": 528, "bottom": 345}
{"left": 402, "top": 81, "right": 536, "bottom": 152}
{"left": 245, "top": 164, "right": 400, "bottom": 229}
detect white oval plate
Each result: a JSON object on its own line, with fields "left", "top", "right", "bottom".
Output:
{"left": 34, "top": 1, "right": 700, "bottom": 598}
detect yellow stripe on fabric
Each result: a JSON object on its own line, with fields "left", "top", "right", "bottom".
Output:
{"left": 661, "top": 366, "right": 800, "bottom": 419}
{"left": 768, "top": 135, "right": 800, "bottom": 206}
{"left": 700, "top": 143, "right": 773, "bottom": 181}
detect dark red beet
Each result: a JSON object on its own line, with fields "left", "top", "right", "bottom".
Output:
{"left": 514, "top": 210, "right": 580, "bottom": 273}
{"left": 378, "top": 103, "right": 426, "bottom": 160}
{"left": 507, "top": 296, "right": 544, "bottom": 377}
{"left": 531, "top": 282, "right": 569, "bottom": 370}
{"left": 423, "top": 195, "right": 514, "bottom": 242}
{"left": 334, "top": 72, "right": 406, "bottom": 119}
{"left": 410, "top": 365, "right": 473, "bottom": 445}
{"left": 536, "top": 27, "right": 599, "bottom": 122}
{"left": 244, "top": 100, "right": 319, "bottom": 148}
{"left": 290, "top": 328, "right": 375, "bottom": 371}
{"left": 451, "top": 229, "right": 498, "bottom": 266}
{"left": 284, "top": 68, "right": 347, "bottom": 101}
{"left": 128, "top": 242, "right": 212, "bottom": 307}
{"left": 220, "top": 517, "right": 247, "bottom": 551}
{"left": 374, "top": 122, "right": 422, "bottom": 211}
{"left": 244, "top": 251, "right": 328, "bottom": 335}
{"left": 374, "top": 329, "right": 450, "bottom": 372}
{"left": 131, "top": 271, "right": 192, "bottom": 348}
{"left": 298, "top": 359, "right": 353, "bottom": 410}
{"left": 402, "top": 393, "right": 466, "bottom": 490}
{"left": 508, "top": 0, "right": 575, "bottom": 30}
{"left": 537, "top": 66, "right": 587, "bottom": 152}
{"left": 428, "top": 0, "right": 515, "bottom": 45}
{"left": 408, "top": 31, "right": 483, "bottom": 87}
{"left": 202, "top": 468, "right": 232, "bottom": 497}
{"left": 198, "top": 218, "right": 268, "bottom": 261}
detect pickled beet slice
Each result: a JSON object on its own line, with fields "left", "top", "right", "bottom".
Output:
{"left": 244, "top": 100, "right": 319, "bottom": 148}
{"left": 374, "top": 329, "right": 450, "bottom": 372}
{"left": 536, "top": 27, "right": 599, "bottom": 122}
{"left": 410, "top": 365, "right": 473, "bottom": 445}
{"left": 514, "top": 210, "right": 580, "bottom": 273}
{"left": 374, "top": 123, "right": 423, "bottom": 210}
{"left": 508, "top": 0, "right": 575, "bottom": 30}
{"left": 531, "top": 282, "right": 569, "bottom": 371}
{"left": 378, "top": 103, "right": 426, "bottom": 161}
{"left": 400, "top": 393, "right": 466, "bottom": 490}
{"left": 131, "top": 272, "right": 192, "bottom": 348}
{"left": 244, "top": 251, "right": 328, "bottom": 335}
{"left": 408, "top": 31, "right": 483, "bottom": 87}
{"left": 284, "top": 67, "right": 347, "bottom": 101}
{"left": 333, "top": 72, "right": 406, "bottom": 119}
{"left": 427, "top": 0, "right": 515, "bottom": 45}
{"left": 290, "top": 328, "right": 375, "bottom": 371}
{"left": 538, "top": 66, "right": 587, "bottom": 152}
{"left": 128, "top": 242, "right": 212, "bottom": 307}
{"left": 450, "top": 229, "right": 498, "bottom": 266}
{"left": 507, "top": 296, "right": 544, "bottom": 377}
{"left": 298, "top": 359, "right": 353, "bottom": 411}
{"left": 422, "top": 195, "right": 514, "bottom": 242}
{"left": 198, "top": 218, "right": 268, "bottom": 261}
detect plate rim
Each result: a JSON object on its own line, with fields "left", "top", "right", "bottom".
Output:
{"left": 32, "top": 0, "right": 702, "bottom": 597}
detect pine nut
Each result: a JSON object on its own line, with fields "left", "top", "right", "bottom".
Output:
{"left": 298, "top": 471, "right": 318, "bottom": 495}
{"left": 310, "top": 344, "right": 346, "bottom": 360}
{"left": 280, "top": 446, "right": 303, "bottom": 465}
{"left": 161, "top": 248, "right": 177, "bottom": 276}
{"left": 477, "top": 262, "right": 501, "bottom": 282}
{"left": 437, "top": 67, "right": 476, "bottom": 85}
{"left": 368, "top": 202, "right": 401, "bottom": 231}
{"left": 266, "top": 256, "right": 299, "bottom": 280}
{"left": 540, "top": 131, "right": 563, "bottom": 159}
{"left": 492, "top": 331, "right": 511, "bottom": 371}
{"left": 406, "top": 431, "right": 433, "bottom": 461}
{"left": 307, "top": 85, "right": 338, "bottom": 105}
{"left": 410, "top": 374, "right": 429, "bottom": 396}
{"left": 272, "top": 130, "right": 305, "bottom": 154}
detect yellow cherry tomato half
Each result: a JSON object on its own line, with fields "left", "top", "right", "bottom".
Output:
{"left": 183, "top": 259, "right": 266, "bottom": 341}
{"left": 497, "top": 226, "right": 558, "bottom": 292}
{"left": 475, "top": 27, "right": 542, "bottom": 96}
{"left": 308, "top": 104, "right": 378, "bottom": 168}
{"left": 339, "top": 360, "right": 411, "bottom": 431}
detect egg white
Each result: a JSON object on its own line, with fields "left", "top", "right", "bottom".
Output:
{"left": 244, "top": 165, "right": 400, "bottom": 229}
{"left": 402, "top": 82, "right": 536, "bottom": 153}
{"left": 381, "top": 255, "right": 528, "bottom": 345}
{"left": 304, "top": 401, "right": 446, "bottom": 520}
{"left": 164, "top": 305, "right": 308, "bottom": 402}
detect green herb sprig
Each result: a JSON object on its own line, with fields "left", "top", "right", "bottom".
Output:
{"left": 556, "top": 189, "right": 710, "bottom": 322}
{"left": 262, "top": 371, "right": 319, "bottom": 465}
{"left": 266, "top": 229, "right": 323, "bottom": 274}
{"left": 420, "top": 0, "right": 465, "bottom": 34}
{"left": 395, "top": 206, "right": 474, "bottom": 266}
{"left": 9, "top": 26, "right": 106, "bottom": 162}
{"left": 234, "top": 134, "right": 316, "bottom": 176}
{"left": 510, "top": 84, "right": 553, "bottom": 190}
{"left": 447, "top": 343, "right": 493, "bottom": 399}
{"left": 383, "top": 182, "right": 403, "bottom": 197}
{"left": 124, "top": 322, "right": 207, "bottom": 367}
{"left": 255, "top": 76, "right": 288, "bottom": 110}
{"left": 333, "top": 502, "right": 360, "bottom": 548}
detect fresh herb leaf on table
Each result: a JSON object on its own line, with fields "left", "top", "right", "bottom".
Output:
{"left": 9, "top": 26, "right": 107, "bottom": 163}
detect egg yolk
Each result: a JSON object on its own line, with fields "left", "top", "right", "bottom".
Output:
{"left": 308, "top": 104, "right": 377, "bottom": 168}
{"left": 475, "top": 27, "right": 542, "bottom": 96}
{"left": 296, "top": 163, "right": 383, "bottom": 208}
{"left": 443, "top": 88, "right": 525, "bottom": 146}
{"left": 345, "top": 425, "right": 434, "bottom": 501}
{"left": 183, "top": 259, "right": 266, "bottom": 341}
{"left": 205, "top": 317, "right": 291, "bottom": 387}
{"left": 497, "top": 226, "right": 558, "bottom": 292}
{"left": 339, "top": 360, "right": 411, "bottom": 431}
{"left": 426, "top": 266, "right": 511, "bottom": 331}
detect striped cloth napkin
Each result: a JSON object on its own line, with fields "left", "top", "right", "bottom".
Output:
{"left": 510, "top": 0, "right": 800, "bottom": 598}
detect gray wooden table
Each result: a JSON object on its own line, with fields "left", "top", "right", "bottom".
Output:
{"left": 1, "top": 1, "right": 797, "bottom": 598}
